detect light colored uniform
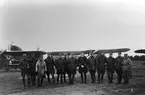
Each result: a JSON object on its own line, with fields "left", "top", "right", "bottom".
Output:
{"left": 36, "top": 60, "right": 47, "bottom": 78}
{"left": 122, "top": 58, "right": 132, "bottom": 79}
{"left": 122, "top": 58, "right": 132, "bottom": 71}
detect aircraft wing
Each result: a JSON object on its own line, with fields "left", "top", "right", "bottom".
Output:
{"left": 84, "top": 50, "right": 95, "bottom": 54}
{"left": 0, "top": 50, "right": 7, "bottom": 55}
{"left": 93, "top": 48, "right": 130, "bottom": 54}
{"left": 2, "top": 51, "right": 46, "bottom": 56}
{"left": 48, "top": 49, "right": 95, "bottom": 55}
{"left": 134, "top": 49, "right": 145, "bottom": 54}
{"left": 48, "top": 51, "right": 84, "bottom": 55}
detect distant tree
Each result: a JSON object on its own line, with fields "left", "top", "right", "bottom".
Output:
{"left": 130, "top": 55, "right": 145, "bottom": 61}
{"left": 129, "top": 56, "right": 134, "bottom": 60}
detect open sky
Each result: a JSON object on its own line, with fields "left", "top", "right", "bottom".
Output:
{"left": 0, "top": 0, "right": 145, "bottom": 56}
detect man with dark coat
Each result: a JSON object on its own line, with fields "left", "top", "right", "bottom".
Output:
{"left": 45, "top": 53, "right": 55, "bottom": 84}
{"left": 62, "top": 54, "right": 70, "bottom": 83}
{"left": 78, "top": 53, "right": 88, "bottom": 84}
{"left": 68, "top": 54, "right": 78, "bottom": 84}
{"left": 19, "top": 54, "right": 31, "bottom": 88}
{"left": 88, "top": 53, "right": 97, "bottom": 83}
{"left": 55, "top": 54, "right": 65, "bottom": 84}
{"left": 97, "top": 52, "right": 107, "bottom": 83}
{"left": 28, "top": 54, "right": 38, "bottom": 86}
{"left": 106, "top": 53, "right": 115, "bottom": 83}
{"left": 115, "top": 52, "right": 123, "bottom": 84}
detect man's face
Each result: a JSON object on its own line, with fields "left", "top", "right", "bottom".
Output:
{"left": 75, "top": 55, "right": 79, "bottom": 59}
{"left": 71, "top": 54, "right": 74, "bottom": 58}
{"left": 23, "top": 55, "right": 27, "bottom": 59}
{"left": 91, "top": 53, "right": 94, "bottom": 57}
{"left": 97, "top": 53, "right": 100, "bottom": 57}
{"left": 124, "top": 54, "right": 128, "bottom": 58}
{"left": 101, "top": 52, "right": 104, "bottom": 56}
{"left": 61, "top": 55, "right": 64, "bottom": 59}
{"left": 59, "top": 54, "right": 62, "bottom": 58}
{"left": 90, "top": 52, "right": 94, "bottom": 56}
{"left": 118, "top": 52, "right": 121, "bottom": 56}
{"left": 47, "top": 54, "right": 51, "bottom": 57}
{"left": 39, "top": 55, "right": 43, "bottom": 60}
{"left": 94, "top": 54, "right": 97, "bottom": 57}
{"left": 23, "top": 56, "right": 26, "bottom": 59}
{"left": 64, "top": 55, "right": 67, "bottom": 58}
{"left": 109, "top": 53, "right": 113, "bottom": 57}
{"left": 31, "top": 54, "right": 35, "bottom": 58}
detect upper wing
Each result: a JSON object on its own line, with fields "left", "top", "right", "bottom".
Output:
{"left": 84, "top": 50, "right": 95, "bottom": 54}
{"left": 0, "top": 50, "right": 7, "bottom": 55}
{"left": 93, "top": 48, "right": 130, "bottom": 54}
{"left": 48, "top": 49, "right": 95, "bottom": 55}
{"left": 2, "top": 51, "right": 46, "bottom": 56}
{"left": 48, "top": 51, "right": 83, "bottom": 55}
{"left": 134, "top": 49, "right": 145, "bottom": 54}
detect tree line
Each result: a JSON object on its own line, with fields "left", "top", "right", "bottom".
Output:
{"left": 129, "top": 55, "right": 145, "bottom": 61}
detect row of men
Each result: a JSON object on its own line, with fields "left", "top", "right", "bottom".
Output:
{"left": 19, "top": 52, "right": 132, "bottom": 87}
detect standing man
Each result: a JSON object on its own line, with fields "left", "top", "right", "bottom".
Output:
{"left": 122, "top": 54, "right": 132, "bottom": 84}
{"left": 97, "top": 52, "right": 107, "bottom": 83}
{"left": 19, "top": 54, "right": 31, "bottom": 88}
{"left": 55, "top": 54, "right": 64, "bottom": 84}
{"left": 68, "top": 54, "right": 78, "bottom": 84}
{"left": 78, "top": 53, "right": 88, "bottom": 84}
{"left": 115, "top": 52, "right": 123, "bottom": 84}
{"left": 106, "top": 53, "right": 115, "bottom": 84}
{"left": 63, "top": 54, "right": 69, "bottom": 83}
{"left": 36, "top": 54, "right": 47, "bottom": 87}
{"left": 45, "top": 53, "right": 55, "bottom": 84}
{"left": 88, "top": 53, "right": 98, "bottom": 83}
{"left": 29, "top": 54, "right": 38, "bottom": 86}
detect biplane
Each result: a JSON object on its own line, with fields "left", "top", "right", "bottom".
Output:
{"left": 48, "top": 49, "right": 95, "bottom": 59}
{"left": 134, "top": 49, "right": 145, "bottom": 54}
{"left": 93, "top": 48, "right": 130, "bottom": 54}
{"left": 0, "top": 42, "right": 130, "bottom": 71}
{"left": 48, "top": 50, "right": 95, "bottom": 55}
{"left": 0, "top": 44, "right": 95, "bottom": 71}
{"left": 0, "top": 44, "right": 46, "bottom": 71}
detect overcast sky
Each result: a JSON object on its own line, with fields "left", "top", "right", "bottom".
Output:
{"left": 0, "top": 0, "right": 145, "bottom": 56}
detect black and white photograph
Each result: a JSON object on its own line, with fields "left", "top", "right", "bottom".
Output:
{"left": 0, "top": 0, "right": 145, "bottom": 95}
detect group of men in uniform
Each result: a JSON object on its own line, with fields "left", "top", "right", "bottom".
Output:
{"left": 19, "top": 52, "right": 132, "bottom": 88}
{"left": 95, "top": 52, "right": 132, "bottom": 84}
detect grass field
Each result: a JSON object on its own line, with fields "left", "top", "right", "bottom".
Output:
{"left": 0, "top": 61, "right": 145, "bottom": 95}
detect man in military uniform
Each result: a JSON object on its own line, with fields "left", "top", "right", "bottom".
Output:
{"left": 97, "top": 52, "right": 107, "bottom": 83}
{"left": 106, "top": 53, "right": 115, "bottom": 83}
{"left": 115, "top": 52, "right": 123, "bottom": 84}
{"left": 28, "top": 54, "right": 38, "bottom": 86}
{"left": 88, "top": 53, "right": 97, "bottom": 83}
{"left": 78, "top": 53, "right": 88, "bottom": 84}
{"left": 19, "top": 54, "right": 31, "bottom": 88}
{"left": 63, "top": 54, "right": 70, "bottom": 83}
{"left": 55, "top": 54, "right": 64, "bottom": 84}
{"left": 45, "top": 53, "right": 55, "bottom": 84}
{"left": 36, "top": 54, "right": 47, "bottom": 87}
{"left": 68, "top": 54, "right": 78, "bottom": 84}
{"left": 122, "top": 54, "right": 132, "bottom": 84}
